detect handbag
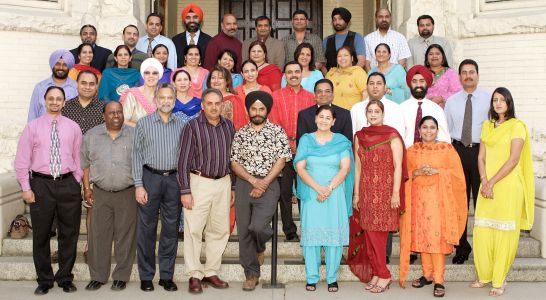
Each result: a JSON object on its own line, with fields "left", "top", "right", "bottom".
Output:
{"left": 7, "top": 214, "right": 32, "bottom": 239}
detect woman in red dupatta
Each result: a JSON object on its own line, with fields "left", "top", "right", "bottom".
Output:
{"left": 206, "top": 65, "right": 248, "bottom": 131}
{"left": 68, "top": 42, "right": 102, "bottom": 83}
{"left": 348, "top": 100, "right": 406, "bottom": 293}
{"left": 249, "top": 40, "right": 282, "bottom": 91}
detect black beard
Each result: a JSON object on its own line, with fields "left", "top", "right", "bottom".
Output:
{"left": 185, "top": 22, "right": 199, "bottom": 33}
{"left": 411, "top": 87, "right": 428, "bottom": 99}
{"left": 334, "top": 24, "right": 347, "bottom": 32}
{"left": 420, "top": 30, "right": 432, "bottom": 38}
{"left": 250, "top": 115, "right": 266, "bottom": 125}
{"left": 52, "top": 69, "right": 68, "bottom": 80}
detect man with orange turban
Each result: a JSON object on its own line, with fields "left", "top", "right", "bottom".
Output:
{"left": 399, "top": 65, "right": 451, "bottom": 148}
{"left": 172, "top": 3, "right": 212, "bottom": 68}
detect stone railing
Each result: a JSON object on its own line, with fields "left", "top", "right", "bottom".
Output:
{"left": 531, "top": 178, "right": 546, "bottom": 258}
{"left": 0, "top": 173, "right": 24, "bottom": 254}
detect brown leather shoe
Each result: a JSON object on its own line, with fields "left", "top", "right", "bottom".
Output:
{"left": 257, "top": 251, "right": 265, "bottom": 266}
{"left": 188, "top": 277, "right": 203, "bottom": 294}
{"left": 242, "top": 276, "right": 259, "bottom": 291}
{"left": 202, "top": 275, "right": 229, "bottom": 289}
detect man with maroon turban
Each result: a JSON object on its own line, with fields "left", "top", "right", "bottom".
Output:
{"left": 172, "top": 3, "right": 212, "bottom": 68}
{"left": 399, "top": 65, "right": 450, "bottom": 148}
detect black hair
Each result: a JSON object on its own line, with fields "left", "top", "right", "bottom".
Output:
{"left": 103, "top": 101, "right": 122, "bottom": 113}
{"left": 207, "top": 65, "right": 235, "bottom": 94}
{"left": 367, "top": 72, "right": 386, "bottom": 85}
{"left": 425, "top": 44, "right": 449, "bottom": 69}
{"left": 366, "top": 99, "right": 385, "bottom": 113}
{"left": 417, "top": 15, "right": 434, "bottom": 26}
{"left": 146, "top": 12, "right": 163, "bottom": 25}
{"left": 374, "top": 43, "right": 391, "bottom": 54}
{"left": 122, "top": 24, "right": 139, "bottom": 35}
{"left": 44, "top": 86, "right": 65, "bottom": 100}
{"left": 113, "top": 45, "right": 132, "bottom": 68}
{"left": 314, "top": 79, "right": 334, "bottom": 93}
{"left": 248, "top": 40, "right": 268, "bottom": 63}
{"left": 255, "top": 15, "right": 271, "bottom": 27}
{"left": 152, "top": 44, "right": 169, "bottom": 67}
{"left": 77, "top": 42, "right": 94, "bottom": 56}
{"left": 283, "top": 60, "right": 303, "bottom": 73}
{"left": 315, "top": 105, "right": 336, "bottom": 119}
{"left": 79, "top": 24, "right": 97, "bottom": 36}
{"left": 419, "top": 115, "right": 438, "bottom": 128}
{"left": 241, "top": 60, "right": 258, "bottom": 71}
{"left": 172, "top": 68, "right": 192, "bottom": 83}
{"left": 294, "top": 42, "right": 315, "bottom": 71}
{"left": 458, "top": 59, "right": 479, "bottom": 74}
{"left": 216, "top": 49, "right": 238, "bottom": 73}
{"left": 76, "top": 70, "right": 98, "bottom": 83}
{"left": 337, "top": 46, "right": 357, "bottom": 66}
{"left": 292, "top": 9, "right": 308, "bottom": 19}
{"left": 489, "top": 87, "right": 516, "bottom": 121}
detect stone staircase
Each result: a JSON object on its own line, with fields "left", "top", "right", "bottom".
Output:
{"left": 0, "top": 204, "right": 544, "bottom": 283}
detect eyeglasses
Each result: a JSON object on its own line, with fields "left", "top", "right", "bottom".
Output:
{"left": 143, "top": 71, "right": 159, "bottom": 76}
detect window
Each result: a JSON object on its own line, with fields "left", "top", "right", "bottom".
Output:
{"left": 0, "top": 0, "right": 64, "bottom": 10}
{"left": 480, "top": 0, "right": 546, "bottom": 13}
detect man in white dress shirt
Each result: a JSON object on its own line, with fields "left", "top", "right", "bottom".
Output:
{"left": 400, "top": 65, "right": 450, "bottom": 148}
{"left": 136, "top": 13, "right": 178, "bottom": 70}
{"left": 351, "top": 72, "right": 405, "bottom": 136}
{"left": 364, "top": 8, "right": 411, "bottom": 72}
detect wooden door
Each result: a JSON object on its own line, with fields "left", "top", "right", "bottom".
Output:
{"left": 221, "top": 0, "right": 322, "bottom": 41}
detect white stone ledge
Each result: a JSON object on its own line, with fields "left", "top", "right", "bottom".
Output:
{"left": 0, "top": 173, "right": 24, "bottom": 255}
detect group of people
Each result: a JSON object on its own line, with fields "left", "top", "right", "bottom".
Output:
{"left": 15, "top": 3, "right": 534, "bottom": 298}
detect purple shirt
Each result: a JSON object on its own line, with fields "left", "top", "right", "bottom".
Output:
{"left": 15, "top": 114, "right": 83, "bottom": 191}
{"left": 177, "top": 114, "right": 235, "bottom": 195}
{"left": 27, "top": 76, "right": 78, "bottom": 122}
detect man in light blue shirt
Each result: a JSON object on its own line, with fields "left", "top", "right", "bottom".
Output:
{"left": 323, "top": 7, "right": 366, "bottom": 70}
{"left": 445, "top": 59, "right": 491, "bottom": 265}
{"left": 136, "top": 13, "right": 177, "bottom": 70}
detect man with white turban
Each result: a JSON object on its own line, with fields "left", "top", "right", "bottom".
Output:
{"left": 28, "top": 49, "right": 78, "bottom": 122}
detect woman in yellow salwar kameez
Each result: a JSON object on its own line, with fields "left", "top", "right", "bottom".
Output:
{"left": 399, "top": 116, "right": 467, "bottom": 298}
{"left": 472, "top": 87, "right": 534, "bottom": 297}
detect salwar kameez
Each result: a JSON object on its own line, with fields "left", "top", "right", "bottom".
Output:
{"left": 473, "top": 118, "right": 534, "bottom": 288}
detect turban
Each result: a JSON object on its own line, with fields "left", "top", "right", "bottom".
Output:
{"left": 406, "top": 65, "right": 433, "bottom": 88}
{"left": 49, "top": 49, "right": 75, "bottom": 69}
{"left": 245, "top": 91, "right": 273, "bottom": 113}
{"left": 181, "top": 3, "right": 204, "bottom": 23}
{"left": 332, "top": 7, "right": 351, "bottom": 23}
{"left": 140, "top": 58, "right": 164, "bottom": 79}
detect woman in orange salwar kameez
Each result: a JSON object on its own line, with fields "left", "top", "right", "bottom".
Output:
{"left": 399, "top": 116, "right": 467, "bottom": 298}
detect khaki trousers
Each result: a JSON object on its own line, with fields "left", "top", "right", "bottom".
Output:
{"left": 183, "top": 174, "right": 231, "bottom": 279}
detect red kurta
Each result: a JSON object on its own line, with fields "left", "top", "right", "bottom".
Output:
{"left": 257, "top": 64, "right": 282, "bottom": 91}
{"left": 222, "top": 94, "right": 248, "bottom": 131}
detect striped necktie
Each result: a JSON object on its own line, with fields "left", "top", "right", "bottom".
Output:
{"left": 147, "top": 37, "right": 154, "bottom": 57}
{"left": 49, "top": 119, "right": 61, "bottom": 178}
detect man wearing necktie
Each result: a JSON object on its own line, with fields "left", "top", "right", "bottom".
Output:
{"left": 445, "top": 59, "right": 491, "bottom": 264}
{"left": 15, "top": 86, "right": 83, "bottom": 295}
{"left": 136, "top": 13, "right": 178, "bottom": 70}
{"left": 172, "top": 3, "right": 212, "bottom": 68}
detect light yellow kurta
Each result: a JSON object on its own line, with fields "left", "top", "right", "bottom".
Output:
{"left": 326, "top": 66, "right": 367, "bottom": 110}
{"left": 473, "top": 118, "right": 534, "bottom": 288}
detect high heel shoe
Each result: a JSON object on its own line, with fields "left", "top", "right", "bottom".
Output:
{"left": 365, "top": 276, "right": 379, "bottom": 290}
{"left": 489, "top": 281, "right": 506, "bottom": 297}
{"left": 370, "top": 278, "right": 391, "bottom": 293}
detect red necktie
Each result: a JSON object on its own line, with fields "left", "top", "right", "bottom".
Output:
{"left": 413, "top": 102, "right": 423, "bottom": 144}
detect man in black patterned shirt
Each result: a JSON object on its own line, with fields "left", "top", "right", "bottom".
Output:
{"left": 230, "top": 91, "right": 292, "bottom": 291}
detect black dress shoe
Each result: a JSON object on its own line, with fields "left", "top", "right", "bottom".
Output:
{"left": 140, "top": 280, "right": 154, "bottom": 292}
{"left": 34, "top": 284, "right": 52, "bottom": 295}
{"left": 285, "top": 234, "right": 300, "bottom": 242}
{"left": 85, "top": 280, "right": 104, "bottom": 290}
{"left": 386, "top": 256, "right": 390, "bottom": 264}
{"left": 58, "top": 281, "right": 77, "bottom": 293}
{"left": 111, "top": 280, "right": 126, "bottom": 291}
{"left": 410, "top": 254, "right": 418, "bottom": 265}
{"left": 159, "top": 279, "right": 178, "bottom": 291}
{"left": 452, "top": 253, "right": 469, "bottom": 264}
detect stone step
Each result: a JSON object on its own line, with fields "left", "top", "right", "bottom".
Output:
{"left": 0, "top": 256, "right": 544, "bottom": 282}
{"left": 3, "top": 235, "right": 540, "bottom": 259}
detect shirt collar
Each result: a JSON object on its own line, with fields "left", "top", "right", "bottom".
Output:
{"left": 186, "top": 30, "right": 201, "bottom": 40}
{"left": 99, "top": 123, "right": 128, "bottom": 138}
{"left": 152, "top": 111, "right": 176, "bottom": 123}
{"left": 198, "top": 112, "right": 226, "bottom": 126}
{"left": 284, "top": 85, "right": 304, "bottom": 95}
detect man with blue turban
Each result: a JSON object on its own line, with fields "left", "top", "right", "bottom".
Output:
{"left": 28, "top": 49, "right": 78, "bottom": 122}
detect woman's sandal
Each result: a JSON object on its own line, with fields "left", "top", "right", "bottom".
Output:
{"left": 470, "top": 280, "right": 487, "bottom": 288}
{"left": 489, "top": 281, "right": 506, "bottom": 297}
{"left": 370, "top": 278, "right": 391, "bottom": 293}
{"left": 305, "top": 283, "right": 316, "bottom": 291}
{"left": 365, "top": 276, "right": 379, "bottom": 290}
{"left": 433, "top": 283, "right": 446, "bottom": 297}
{"left": 327, "top": 282, "right": 339, "bottom": 292}
{"left": 412, "top": 276, "right": 433, "bottom": 288}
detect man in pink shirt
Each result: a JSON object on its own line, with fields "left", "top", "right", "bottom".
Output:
{"left": 269, "top": 61, "right": 315, "bottom": 241}
{"left": 15, "top": 86, "right": 83, "bottom": 295}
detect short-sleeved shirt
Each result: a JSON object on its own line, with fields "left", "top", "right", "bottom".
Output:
{"left": 364, "top": 29, "right": 411, "bottom": 69}
{"left": 61, "top": 97, "right": 105, "bottom": 134}
{"left": 322, "top": 32, "right": 366, "bottom": 56}
{"left": 282, "top": 32, "right": 325, "bottom": 64}
{"left": 231, "top": 120, "right": 292, "bottom": 177}
{"left": 80, "top": 124, "right": 135, "bottom": 191}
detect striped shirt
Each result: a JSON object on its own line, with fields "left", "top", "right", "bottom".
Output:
{"left": 364, "top": 29, "right": 411, "bottom": 69}
{"left": 177, "top": 113, "right": 235, "bottom": 195}
{"left": 132, "top": 111, "right": 185, "bottom": 186}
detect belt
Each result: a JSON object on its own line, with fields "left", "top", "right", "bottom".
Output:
{"left": 95, "top": 184, "right": 134, "bottom": 193}
{"left": 190, "top": 170, "right": 224, "bottom": 180}
{"left": 452, "top": 139, "right": 480, "bottom": 148}
{"left": 31, "top": 171, "right": 72, "bottom": 181}
{"left": 144, "top": 165, "right": 177, "bottom": 176}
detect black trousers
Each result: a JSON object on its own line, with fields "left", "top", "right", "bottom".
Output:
{"left": 453, "top": 142, "right": 481, "bottom": 255}
{"left": 278, "top": 163, "right": 298, "bottom": 237}
{"left": 29, "top": 174, "right": 82, "bottom": 286}
{"left": 137, "top": 168, "right": 181, "bottom": 280}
